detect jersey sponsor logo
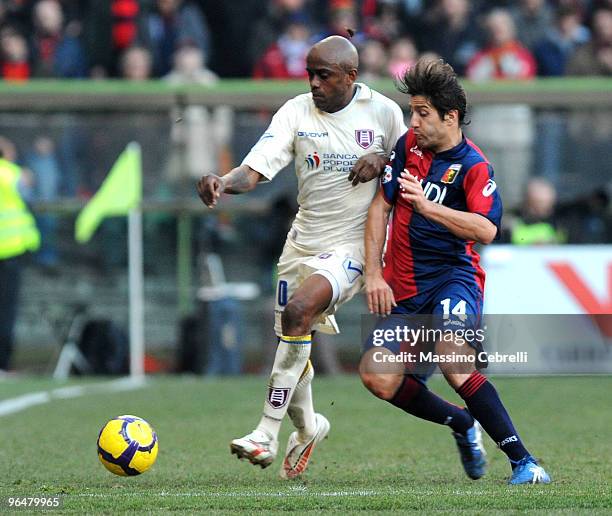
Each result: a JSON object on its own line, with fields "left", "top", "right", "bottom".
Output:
{"left": 267, "top": 387, "right": 291, "bottom": 408}
{"left": 304, "top": 151, "right": 321, "bottom": 170}
{"left": 355, "top": 129, "right": 374, "bottom": 149}
{"left": 410, "top": 145, "right": 423, "bottom": 158}
{"left": 322, "top": 153, "right": 358, "bottom": 173}
{"left": 343, "top": 258, "right": 363, "bottom": 283}
{"left": 382, "top": 165, "right": 393, "bottom": 184}
{"left": 297, "top": 131, "right": 328, "bottom": 138}
{"left": 482, "top": 179, "right": 497, "bottom": 197}
{"left": 422, "top": 181, "right": 447, "bottom": 204}
{"left": 441, "top": 164, "right": 462, "bottom": 184}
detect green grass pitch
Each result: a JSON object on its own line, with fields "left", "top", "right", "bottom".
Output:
{"left": 1, "top": 375, "right": 611, "bottom": 513}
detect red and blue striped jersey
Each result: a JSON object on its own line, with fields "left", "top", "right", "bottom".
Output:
{"left": 381, "top": 129, "right": 502, "bottom": 302}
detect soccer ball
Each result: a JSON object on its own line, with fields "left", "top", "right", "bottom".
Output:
{"left": 97, "top": 415, "right": 159, "bottom": 476}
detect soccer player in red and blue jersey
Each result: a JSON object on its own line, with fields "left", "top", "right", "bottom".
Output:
{"left": 360, "top": 58, "right": 551, "bottom": 485}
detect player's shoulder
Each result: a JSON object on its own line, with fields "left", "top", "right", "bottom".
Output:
{"left": 462, "top": 137, "right": 492, "bottom": 171}
{"left": 363, "top": 84, "right": 403, "bottom": 113}
{"left": 281, "top": 92, "right": 313, "bottom": 114}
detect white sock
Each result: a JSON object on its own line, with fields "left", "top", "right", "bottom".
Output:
{"left": 256, "top": 335, "right": 311, "bottom": 440}
{"left": 287, "top": 360, "right": 317, "bottom": 441}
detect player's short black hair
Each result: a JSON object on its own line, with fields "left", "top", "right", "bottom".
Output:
{"left": 397, "top": 58, "right": 468, "bottom": 125}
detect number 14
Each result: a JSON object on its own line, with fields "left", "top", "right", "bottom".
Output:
{"left": 440, "top": 298, "right": 467, "bottom": 320}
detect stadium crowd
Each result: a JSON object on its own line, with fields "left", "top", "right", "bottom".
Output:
{"left": 0, "top": 0, "right": 611, "bottom": 81}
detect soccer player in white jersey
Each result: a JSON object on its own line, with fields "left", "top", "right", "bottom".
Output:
{"left": 197, "top": 36, "right": 406, "bottom": 479}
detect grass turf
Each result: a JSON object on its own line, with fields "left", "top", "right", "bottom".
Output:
{"left": 1, "top": 375, "right": 610, "bottom": 513}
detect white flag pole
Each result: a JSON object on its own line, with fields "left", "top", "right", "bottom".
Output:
{"left": 128, "top": 143, "right": 144, "bottom": 379}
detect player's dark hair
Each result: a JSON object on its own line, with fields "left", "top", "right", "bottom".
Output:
{"left": 397, "top": 58, "right": 468, "bottom": 125}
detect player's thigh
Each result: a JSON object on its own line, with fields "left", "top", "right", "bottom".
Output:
{"left": 431, "top": 280, "right": 483, "bottom": 332}
{"left": 274, "top": 243, "right": 307, "bottom": 334}
{"left": 431, "top": 282, "right": 484, "bottom": 386}
{"left": 273, "top": 243, "right": 364, "bottom": 335}
{"left": 301, "top": 244, "right": 365, "bottom": 314}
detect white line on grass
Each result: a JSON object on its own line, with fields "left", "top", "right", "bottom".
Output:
{"left": 72, "top": 489, "right": 489, "bottom": 498}
{"left": 73, "top": 490, "right": 384, "bottom": 498}
{"left": 0, "top": 376, "right": 146, "bottom": 417}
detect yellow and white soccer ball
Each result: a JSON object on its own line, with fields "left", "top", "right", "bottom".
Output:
{"left": 97, "top": 415, "right": 158, "bottom": 476}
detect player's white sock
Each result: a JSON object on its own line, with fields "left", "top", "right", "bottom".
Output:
{"left": 287, "top": 360, "right": 317, "bottom": 440}
{"left": 256, "top": 335, "right": 311, "bottom": 440}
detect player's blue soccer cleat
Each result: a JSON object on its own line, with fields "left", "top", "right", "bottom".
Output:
{"left": 509, "top": 455, "right": 551, "bottom": 484}
{"left": 452, "top": 420, "right": 487, "bottom": 480}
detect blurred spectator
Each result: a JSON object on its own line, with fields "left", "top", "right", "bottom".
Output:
{"left": 318, "top": 2, "right": 366, "bottom": 44}
{"left": 164, "top": 44, "right": 233, "bottom": 184}
{"left": 466, "top": 8, "right": 537, "bottom": 80}
{"left": 419, "top": 0, "right": 483, "bottom": 76}
{"left": 387, "top": 37, "right": 418, "bottom": 79}
{"left": 566, "top": 6, "right": 612, "bottom": 75}
{"left": 253, "top": 18, "right": 311, "bottom": 79}
{"left": 30, "top": 0, "right": 87, "bottom": 78}
{"left": 510, "top": 0, "right": 554, "bottom": 51}
{"left": 81, "top": 0, "right": 141, "bottom": 77}
{"left": 465, "top": 10, "right": 536, "bottom": 207}
{"left": 0, "top": 135, "right": 40, "bottom": 373}
{"left": 509, "top": 178, "right": 560, "bottom": 244}
{"left": 503, "top": 178, "right": 566, "bottom": 245}
{"left": 0, "top": 26, "right": 30, "bottom": 80}
{"left": 362, "top": 1, "right": 402, "bottom": 46}
{"left": 119, "top": 45, "right": 152, "bottom": 80}
{"left": 248, "top": 0, "right": 314, "bottom": 70}
{"left": 24, "top": 136, "right": 61, "bottom": 268}
{"left": 164, "top": 42, "right": 217, "bottom": 84}
{"left": 0, "top": 0, "right": 32, "bottom": 35}
{"left": 358, "top": 38, "right": 387, "bottom": 84}
{"left": 140, "top": 0, "right": 211, "bottom": 77}
{"left": 558, "top": 187, "right": 612, "bottom": 243}
{"left": 534, "top": 4, "right": 590, "bottom": 76}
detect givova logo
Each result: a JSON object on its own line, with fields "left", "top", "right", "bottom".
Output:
{"left": 305, "top": 152, "right": 320, "bottom": 170}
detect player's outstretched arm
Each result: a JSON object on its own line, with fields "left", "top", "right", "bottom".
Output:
{"left": 196, "top": 165, "right": 263, "bottom": 208}
{"left": 348, "top": 153, "right": 387, "bottom": 186}
{"left": 365, "top": 191, "right": 396, "bottom": 315}
{"left": 398, "top": 172, "right": 497, "bottom": 244}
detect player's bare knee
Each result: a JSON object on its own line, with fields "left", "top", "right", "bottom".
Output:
{"left": 282, "top": 297, "right": 315, "bottom": 334}
{"left": 360, "top": 371, "right": 398, "bottom": 400}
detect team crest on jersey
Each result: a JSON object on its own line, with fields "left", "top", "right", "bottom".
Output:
{"left": 304, "top": 152, "right": 320, "bottom": 170}
{"left": 382, "top": 165, "right": 393, "bottom": 184}
{"left": 355, "top": 129, "right": 374, "bottom": 149}
{"left": 441, "top": 164, "right": 462, "bottom": 184}
{"left": 267, "top": 387, "right": 290, "bottom": 408}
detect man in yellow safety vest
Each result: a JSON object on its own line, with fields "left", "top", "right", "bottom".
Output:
{"left": 0, "top": 148, "right": 40, "bottom": 372}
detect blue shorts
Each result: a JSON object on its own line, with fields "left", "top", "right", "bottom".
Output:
{"left": 362, "top": 280, "right": 486, "bottom": 382}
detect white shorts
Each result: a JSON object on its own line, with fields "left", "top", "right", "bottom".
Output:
{"left": 274, "top": 239, "right": 365, "bottom": 336}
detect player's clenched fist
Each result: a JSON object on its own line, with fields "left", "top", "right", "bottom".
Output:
{"left": 348, "top": 153, "right": 387, "bottom": 186}
{"left": 197, "top": 174, "right": 225, "bottom": 208}
{"left": 366, "top": 274, "right": 397, "bottom": 316}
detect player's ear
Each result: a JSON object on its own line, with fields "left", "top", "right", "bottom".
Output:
{"left": 445, "top": 109, "right": 458, "bottom": 126}
{"left": 346, "top": 68, "right": 358, "bottom": 83}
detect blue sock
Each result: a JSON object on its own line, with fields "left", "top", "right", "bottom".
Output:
{"left": 457, "top": 371, "right": 530, "bottom": 466}
{"left": 390, "top": 375, "right": 473, "bottom": 434}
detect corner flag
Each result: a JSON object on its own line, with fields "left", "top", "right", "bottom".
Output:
{"left": 75, "top": 142, "right": 142, "bottom": 243}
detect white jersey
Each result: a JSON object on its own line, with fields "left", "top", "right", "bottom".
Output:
{"left": 242, "top": 83, "right": 406, "bottom": 252}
